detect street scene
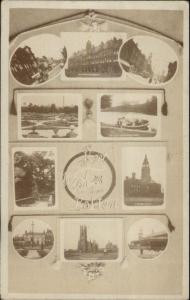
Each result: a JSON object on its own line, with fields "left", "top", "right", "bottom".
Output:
{"left": 127, "top": 218, "right": 168, "bottom": 259}
{"left": 14, "top": 148, "right": 56, "bottom": 208}
{"left": 10, "top": 33, "right": 67, "bottom": 86}
{"left": 13, "top": 219, "right": 54, "bottom": 260}
{"left": 119, "top": 36, "right": 178, "bottom": 86}
{"left": 18, "top": 93, "right": 81, "bottom": 139}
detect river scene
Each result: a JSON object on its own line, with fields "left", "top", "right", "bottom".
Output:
{"left": 99, "top": 93, "right": 160, "bottom": 138}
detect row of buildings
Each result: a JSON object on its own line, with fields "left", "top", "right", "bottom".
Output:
{"left": 65, "top": 38, "right": 123, "bottom": 77}
{"left": 13, "top": 225, "right": 54, "bottom": 249}
{"left": 120, "top": 38, "right": 153, "bottom": 79}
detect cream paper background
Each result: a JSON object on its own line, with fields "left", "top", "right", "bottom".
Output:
{"left": 1, "top": 1, "right": 188, "bottom": 299}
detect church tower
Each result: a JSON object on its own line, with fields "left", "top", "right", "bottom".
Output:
{"left": 141, "top": 154, "right": 151, "bottom": 183}
{"left": 78, "top": 225, "right": 88, "bottom": 252}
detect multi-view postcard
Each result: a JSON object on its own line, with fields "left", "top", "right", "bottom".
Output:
{"left": 12, "top": 148, "right": 57, "bottom": 209}
{"left": 97, "top": 90, "right": 162, "bottom": 140}
{"left": 122, "top": 146, "right": 166, "bottom": 209}
{"left": 17, "top": 92, "right": 82, "bottom": 140}
{"left": 60, "top": 218, "right": 123, "bottom": 262}
{"left": 60, "top": 32, "right": 127, "bottom": 80}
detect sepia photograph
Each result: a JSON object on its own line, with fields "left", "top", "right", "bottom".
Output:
{"left": 13, "top": 218, "right": 54, "bottom": 260}
{"left": 13, "top": 148, "right": 56, "bottom": 209}
{"left": 61, "top": 218, "right": 122, "bottom": 261}
{"left": 97, "top": 91, "right": 161, "bottom": 139}
{"left": 127, "top": 218, "right": 168, "bottom": 259}
{"left": 10, "top": 34, "right": 67, "bottom": 86}
{"left": 122, "top": 146, "right": 166, "bottom": 207}
{"left": 61, "top": 32, "right": 127, "bottom": 79}
{"left": 17, "top": 92, "right": 82, "bottom": 140}
{"left": 119, "top": 35, "right": 178, "bottom": 86}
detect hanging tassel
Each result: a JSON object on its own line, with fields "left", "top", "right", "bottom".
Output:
{"left": 10, "top": 98, "right": 17, "bottom": 115}
{"left": 161, "top": 99, "right": 168, "bottom": 116}
{"left": 167, "top": 216, "right": 175, "bottom": 232}
{"left": 8, "top": 215, "right": 14, "bottom": 232}
{"left": 50, "top": 255, "right": 62, "bottom": 270}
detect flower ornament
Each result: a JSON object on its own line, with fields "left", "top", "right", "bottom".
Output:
{"left": 79, "top": 262, "right": 106, "bottom": 281}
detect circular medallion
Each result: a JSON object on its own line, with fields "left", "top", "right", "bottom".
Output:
{"left": 63, "top": 150, "right": 116, "bottom": 203}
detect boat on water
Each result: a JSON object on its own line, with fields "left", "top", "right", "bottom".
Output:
{"left": 100, "top": 116, "right": 156, "bottom": 137}
{"left": 116, "top": 116, "right": 149, "bottom": 130}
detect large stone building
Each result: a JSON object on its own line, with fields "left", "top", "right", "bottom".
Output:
{"left": 65, "top": 37, "right": 123, "bottom": 77}
{"left": 124, "top": 155, "right": 164, "bottom": 205}
{"left": 77, "top": 225, "right": 98, "bottom": 253}
{"left": 13, "top": 226, "right": 54, "bottom": 249}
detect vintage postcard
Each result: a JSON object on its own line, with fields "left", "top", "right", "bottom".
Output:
{"left": 12, "top": 147, "right": 57, "bottom": 210}
{"left": 17, "top": 92, "right": 82, "bottom": 140}
{"left": 1, "top": 1, "right": 188, "bottom": 300}
{"left": 122, "top": 146, "right": 166, "bottom": 209}
{"left": 97, "top": 90, "right": 162, "bottom": 140}
{"left": 60, "top": 218, "right": 123, "bottom": 262}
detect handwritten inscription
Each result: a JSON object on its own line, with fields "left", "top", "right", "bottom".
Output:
{"left": 63, "top": 149, "right": 116, "bottom": 204}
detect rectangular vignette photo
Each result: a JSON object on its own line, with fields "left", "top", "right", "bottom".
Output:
{"left": 16, "top": 92, "right": 82, "bottom": 141}
{"left": 60, "top": 218, "right": 123, "bottom": 263}
{"left": 97, "top": 90, "right": 162, "bottom": 140}
{"left": 12, "top": 147, "right": 58, "bottom": 210}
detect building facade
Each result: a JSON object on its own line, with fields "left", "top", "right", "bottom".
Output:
{"left": 120, "top": 39, "right": 153, "bottom": 79}
{"left": 10, "top": 46, "right": 39, "bottom": 85}
{"left": 124, "top": 155, "right": 164, "bottom": 205}
{"left": 65, "top": 37, "right": 123, "bottom": 77}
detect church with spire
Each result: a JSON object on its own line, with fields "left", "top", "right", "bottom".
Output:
{"left": 124, "top": 154, "right": 164, "bottom": 206}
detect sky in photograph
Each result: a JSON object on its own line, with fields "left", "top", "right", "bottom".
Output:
{"left": 100, "top": 92, "right": 160, "bottom": 107}
{"left": 122, "top": 146, "right": 166, "bottom": 188}
{"left": 20, "top": 34, "right": 64, "bottom": 59}
{"left": 14, "top": 149, "right": 55, "bottom": 160}
{"left": 132, "top": 36, "right": 177, "bottom": 76}
{"left": 20, "top": 93, "right": 81, "bottom": 107}
{"left": 127, "top": 218, "right": 167, "bottom": 242}
{"left": 61, "top": 32, "right": 127, "bottom": 61}
{"left": 13, "top": 219, "right": 52, "bottom": 236}
{"left": 62, "top": 219, "right": 122, "bottom": 250}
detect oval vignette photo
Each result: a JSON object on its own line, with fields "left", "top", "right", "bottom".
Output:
{"left": 10, "top": 34, "right": 67, "bottom": 86}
